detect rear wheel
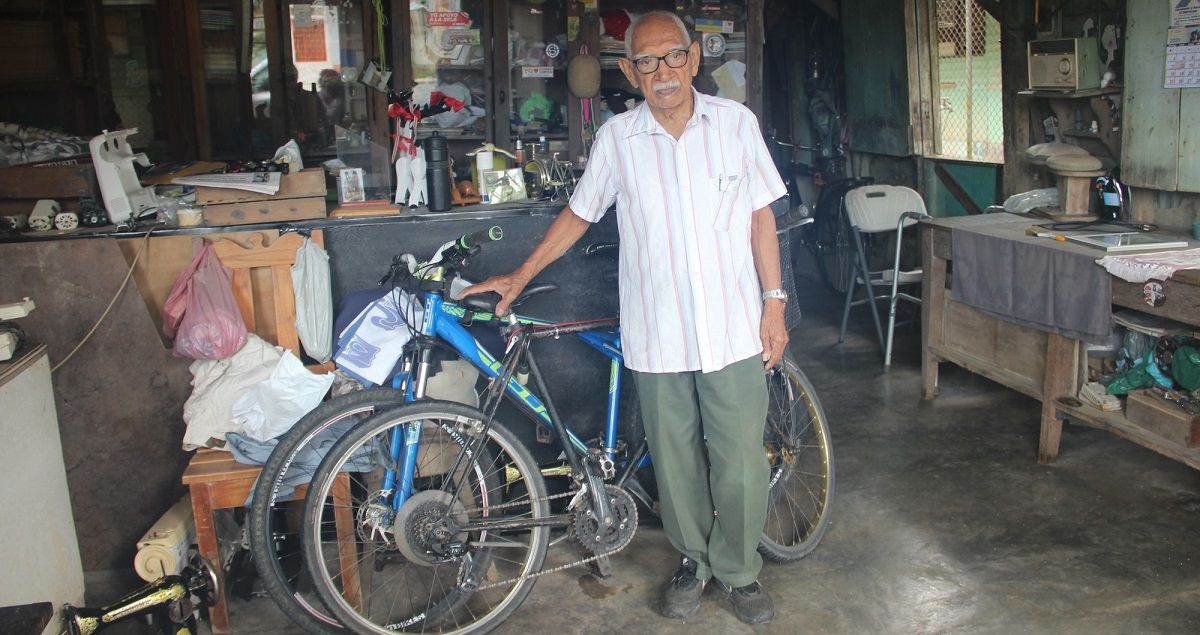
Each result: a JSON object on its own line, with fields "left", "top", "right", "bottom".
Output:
{"left": 248, "top": 388, "right": 407, "bottom": 634}
{"left": 814, "top": 202, "right": 854, "bottom": 294}
{"left": 302, "top": 401, "right": 550, "bottom": 634}
{"left": 758, "top": 355, "right": 835, "bottom": 562}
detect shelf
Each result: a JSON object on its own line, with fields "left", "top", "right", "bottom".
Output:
{"left": 1018, "top": 86, "right": 1122, "bottom": 98}
{"left": 1061, "top": 129, "right": 1104, "bottom": 139}
{"left": 1056, "top": 399, "right": 1200, "bottom": 470}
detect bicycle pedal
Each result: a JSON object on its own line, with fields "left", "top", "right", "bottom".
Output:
{"left": 587, "top": 555, "right": 613, "bottom": 579}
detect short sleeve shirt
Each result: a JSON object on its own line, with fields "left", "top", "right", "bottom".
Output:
{"left": 568, "top": 90, "right": 786, "bottom": 373}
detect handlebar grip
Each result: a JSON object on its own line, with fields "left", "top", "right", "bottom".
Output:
{"left": 458, "top": 226, "right": 504, "bottom": 249}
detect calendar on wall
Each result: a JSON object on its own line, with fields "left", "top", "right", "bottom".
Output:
{"left": 1167, "top": 0, "right": 1200, "bottom": 88}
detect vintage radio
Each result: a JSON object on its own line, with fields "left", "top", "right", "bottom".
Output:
{"left": 1028, "top": 37, "right": 1101, "bottom": 91}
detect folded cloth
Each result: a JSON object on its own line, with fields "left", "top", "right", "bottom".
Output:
{"left": 334, "top": 289, "right": 423, "bottom": 386}
{"left": 950, "top": 215, "right": 1113, "bottom": 345}
{"left": 1097, "top": 248, "right": 1200, "bottom": 283}
{"left": 228, "top": 418, "right": 378, "bottom": 505}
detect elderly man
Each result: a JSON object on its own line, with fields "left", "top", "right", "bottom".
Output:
{"left": 462, "top": 10, "right": 787, "bottom": 625}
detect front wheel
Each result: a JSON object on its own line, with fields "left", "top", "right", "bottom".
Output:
{"left": 759, "top": 355, "right": 835, "bottom": 562}
{"left": 248, "top": 388, "right": 408, "bottom": 634}
{"left": 302, "top": 401, "right": 550, "bottom": 634}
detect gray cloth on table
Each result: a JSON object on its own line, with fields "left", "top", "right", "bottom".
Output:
{"left": 226, "top": 415, "right": 379, "bottom": 506}
{"left": 950, "top": 214, "right": 1112, "bottom": 345}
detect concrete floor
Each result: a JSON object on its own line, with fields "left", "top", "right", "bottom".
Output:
{"left": 106, "top": 279, "right": 1200, "bottom": 634}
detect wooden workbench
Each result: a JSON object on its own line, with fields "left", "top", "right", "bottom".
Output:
{"left": 921, "top": 216, "right": 1200, "bottom": 469}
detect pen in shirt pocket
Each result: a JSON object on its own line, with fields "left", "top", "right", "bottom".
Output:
{"left": 718, "top": 174, "right": 740, "bottom": 192}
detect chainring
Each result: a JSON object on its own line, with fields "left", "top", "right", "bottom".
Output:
{"left": 571, "top": 484, "right": 638, "bottom": 556}
{"left": 393, "top": 490, "right": 469, "bottom": 566}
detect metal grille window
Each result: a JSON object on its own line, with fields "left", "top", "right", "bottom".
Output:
{"left": 934, "top": 0, "right": 1003, "bottom": 163}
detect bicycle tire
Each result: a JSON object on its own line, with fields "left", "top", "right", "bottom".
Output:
{"left": 302, "top": 400, "right": 550, "bottom": 635}
{"left": 758, "top": 354, "right": 835, "bottom": 562}
{"left": 248, "top": 388, "right": 408, "bottom": 634}
{"left": 814, "top": 202, "right": 854, "bottom": 294}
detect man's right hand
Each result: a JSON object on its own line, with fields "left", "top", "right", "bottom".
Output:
{"left": 459, "top": 272, "right": 531, "bottom": 316}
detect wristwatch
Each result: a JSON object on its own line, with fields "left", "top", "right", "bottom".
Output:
{"left": 762, "top": 288, "right": 788, "bottom": 303}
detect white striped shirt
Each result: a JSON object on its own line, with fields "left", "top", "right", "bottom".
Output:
{"left": 569, "top": 90, "right": 786, "bottom": 374}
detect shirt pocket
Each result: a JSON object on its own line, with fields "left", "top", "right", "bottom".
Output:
{"left": 712, "top": 165, "right": 750, "bottom": 233}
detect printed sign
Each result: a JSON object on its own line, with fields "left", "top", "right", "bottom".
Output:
{"left": 522, "top": 66, "right": 555, "bottom": 78}
{"left": 427, "top": 11, "right": 471, "bottom": 27}
{"left": 695, "top": 18, "right": 734, "bottom": 34}
{"left": 442, "top": 28, "right": 480, "bottom": 46}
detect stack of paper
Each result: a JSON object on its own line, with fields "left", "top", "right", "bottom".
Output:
{"left": 172, "top": 172, "right": 282, "bottom": 195}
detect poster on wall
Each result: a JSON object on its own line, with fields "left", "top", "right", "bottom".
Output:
{"left": 1166, "top": 0, "right": 1200, "bottom": 88}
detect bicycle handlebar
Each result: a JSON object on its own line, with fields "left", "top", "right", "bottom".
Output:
{"left": 457, "top": 226, "right": 503, "bottom": 250}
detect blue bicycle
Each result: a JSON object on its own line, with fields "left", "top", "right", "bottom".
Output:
{"left": 248, "top": 228, "right": 834, "bottom": 634}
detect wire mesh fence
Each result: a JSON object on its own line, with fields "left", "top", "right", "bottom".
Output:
{"left": 935, "top": 0, "right": 1004, "bottom": 163}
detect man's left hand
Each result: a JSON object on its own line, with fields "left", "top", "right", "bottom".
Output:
{"left": 760, "top": 301, "right": 788, "bottom": 368}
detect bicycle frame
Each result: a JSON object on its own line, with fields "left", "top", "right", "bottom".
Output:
{"left": 383, "top": 290, "right": 644, "bottom": 513}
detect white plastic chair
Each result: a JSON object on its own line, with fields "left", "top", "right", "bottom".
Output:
{"left": 837, "top": 185, "right": 928, "bottom": 366}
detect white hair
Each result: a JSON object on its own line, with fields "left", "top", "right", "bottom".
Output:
{"left": 624, "top": 11, "right": 691, "bottom": 59}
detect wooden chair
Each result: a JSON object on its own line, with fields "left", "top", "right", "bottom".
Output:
{"left": 180, "top": 231, "right": 359, "bottom": 633}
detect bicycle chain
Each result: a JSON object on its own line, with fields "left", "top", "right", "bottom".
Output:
{"left": 465, "top": 488, "right": 636, "bottom": 592}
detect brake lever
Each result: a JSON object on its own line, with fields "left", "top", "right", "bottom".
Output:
{"left": 378, "top": 255, "right": 402, "bottom": 286}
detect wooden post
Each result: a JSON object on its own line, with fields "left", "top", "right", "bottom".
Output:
{"left": 1000, "top": 0, "right": 1036, "bottom": 195}
{"left": 1038, "top": 332, "right": 1077, "bottom": 464}
{"left": 920, "top": 222, "right": 945, "bottom": 399}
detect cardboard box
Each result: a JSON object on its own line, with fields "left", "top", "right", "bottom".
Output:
{"left": 195, "top": 168, "right": 326, "bottom": 205}
{"left": 202, "top": 197, "right": 327, "bottom": 227}
{"left": 1125, "top": 389, "right": 1200, "bottom": 448}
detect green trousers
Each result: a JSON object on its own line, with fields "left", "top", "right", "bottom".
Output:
{"left": 633, "top": 355, "right": 769, "bottom": 587}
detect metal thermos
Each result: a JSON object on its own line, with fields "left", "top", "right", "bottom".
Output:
{"left": 425, "top": 132, "right": 452, "bottom": 212}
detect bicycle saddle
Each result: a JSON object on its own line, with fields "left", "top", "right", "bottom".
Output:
{"left": 459, "top": 281, "right": 559, "bottom": 315}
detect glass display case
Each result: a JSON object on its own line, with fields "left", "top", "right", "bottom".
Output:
{"left": 402, "top": 1, "right": 571, "bottom": 151}
{"left": 408, "top": 0, "right": 489, "bottom": 142}
{"left": 503, "top": 0, "right": 570, "bottom": 147}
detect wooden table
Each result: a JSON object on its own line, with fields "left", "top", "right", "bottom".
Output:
{"left": 921, "top": 217, "right": 1200, "bottom": 469}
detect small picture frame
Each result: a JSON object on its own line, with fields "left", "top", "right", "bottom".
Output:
{"left": 359, "top": 61, "right": 393, "bottom": 93}
{"left": 338, "top": 168, "right": 366, "bottom": 204}
{"left": 480, "top": 168, "right": 528, "bottom": 204}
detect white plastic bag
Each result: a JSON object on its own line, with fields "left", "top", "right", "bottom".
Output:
{"left": 182, "top": 334, "right": 281, "bottom": 450}
{"left": 273, "top": 139, "right": 304, "bottom": 173}
{"left": 334, "top": 289, "right": 422, "bottom": 386}
{"left": 1002, "top": 188, "right": 1059, "bottom": 214}
{"left": 232, "top": 351, "right": 336, "bottom": 442}
{"left": 291, "top": 237, "right": 333, "bottom": 362}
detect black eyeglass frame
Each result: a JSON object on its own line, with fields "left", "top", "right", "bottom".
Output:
{"left": 630, "top": 47, "right": 690, "bottom": 74}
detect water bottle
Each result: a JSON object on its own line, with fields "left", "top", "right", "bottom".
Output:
{"left": 425, "top": 132, "right": 452, "bottom": 212}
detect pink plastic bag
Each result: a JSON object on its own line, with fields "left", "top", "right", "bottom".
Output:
{"left": 162, "top": 240, "right": 206, "bottom": 341}
{"left": 162, "top": 242, "right": 247, "bottom": 359}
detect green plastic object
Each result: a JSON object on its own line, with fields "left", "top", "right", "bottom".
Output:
{"left": 519, "top": 92, "right": 555, "bottom": 123}
{"left": 1172, "top": 346, "right": 1200, "bottom": 391}
{"left": 1106, "top": 363, "right": 1155, "bottom": 395}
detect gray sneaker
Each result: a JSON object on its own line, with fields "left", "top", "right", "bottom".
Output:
{"left": 719, "top": 580, "right": 775, "bottom": 625}
{"left": 661, "top": 556, "right": 707, "bottom": 619}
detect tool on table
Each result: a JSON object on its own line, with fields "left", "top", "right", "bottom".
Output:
{"left": 1152, "top": 386, "right": 1200, "bottom": 416}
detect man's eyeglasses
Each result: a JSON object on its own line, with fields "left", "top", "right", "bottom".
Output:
{"left": 631, "top": 48, "right": 689, "bottom": 74}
